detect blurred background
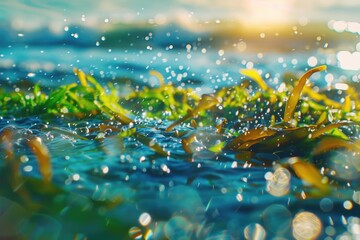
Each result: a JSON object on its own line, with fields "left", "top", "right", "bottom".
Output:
{"left": 0, "top": 0, "right": 359, "bottom": 90}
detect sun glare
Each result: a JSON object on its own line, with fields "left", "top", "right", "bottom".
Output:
{"left": 243, "top": 0, "right": 295, "bottom": 25}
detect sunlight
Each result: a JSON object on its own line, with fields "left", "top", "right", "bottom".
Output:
{"left": 243, "top": 0, "right": 295, "bottom": 25}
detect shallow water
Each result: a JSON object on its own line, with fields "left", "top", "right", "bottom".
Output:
{"left": 1, "top": 111, "right": 359, "bottom": 239}
{"left": 1, "top": 28, "right": 360, "bottom": 239}
{"left": 1, "top": 45, "right": 357, "bottom": 91}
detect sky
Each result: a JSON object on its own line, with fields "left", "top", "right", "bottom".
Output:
{"left": 1, "top": 0, "right": 360, "bottom": 29}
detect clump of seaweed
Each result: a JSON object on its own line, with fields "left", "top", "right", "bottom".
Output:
{"left": 1, "top": 65, "right": 359, "bottom": 238}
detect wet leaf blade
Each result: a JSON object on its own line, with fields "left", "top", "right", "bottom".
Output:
{"left": 240, "top": 69, "right": 268, "bottom": 91}
{"left": 227, "top": 128, "right": 277, "bottom": 150}
{"left": 310, "top": 122, "right": 359, "bottom": 139}
{"left": 284, "top": 65, "right": 326, "bottom": 122}
{"left": 133, "top": 132, "right": 168, "bottom": 156}
{"left": 208, "top": 141, "right": 225, "bottom": 153}
{"left": 290, "top": 158, "right": 330, "bottom": 193}
{"left": 27, "top": 138, "right": 52, "bottom": 182}
{"left": 313, "top": 136, "right": 360, "bottom": 155}
{"left": 73, "top": 68, "right": 88, "bottom": 87}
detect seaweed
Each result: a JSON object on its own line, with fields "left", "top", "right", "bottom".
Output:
{"left": 1, "top": 65, "right": 360, "bottom": 238}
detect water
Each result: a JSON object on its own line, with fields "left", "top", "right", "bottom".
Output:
{"left": 1, "top": 23, "right": 360, "bottom": 239}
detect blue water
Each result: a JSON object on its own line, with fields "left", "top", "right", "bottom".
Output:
{"left": 1, "top": 113, "right": 359, "bottom": 239}
{"left": 1, "top": 36, "right": 360, "bottom": 239}
{"left": 1, "top": 45, "right": 355, "bottom": 92}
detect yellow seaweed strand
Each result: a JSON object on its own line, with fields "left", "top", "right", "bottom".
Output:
{"left": 342, "top": 95, "right": 352, "bottom": 113}
{"left": 73, "top": 67, "right": 88, "bottom": 87}
{"left": 289, "top": 157, "right": 330, "bottom": 193}
{"left": 240, "top": 69, "right": 269, "bottom": 91}
{"left": 0, "top": 127, "right": 14, "bottom": 161}
{"left": 309, "top": 122, "right": 358, "bottom": 139}
{"left": 313, "top": 136, "right": 360, "bottom": 155}
{"left": 27, "top": 138, "right": 52, "bottom": 182}
{"left": 284, "top": 65, "right": 327, "bottom": 122}
{"left": 165, "top": 94, "right": 219, "bottom": 132}
{"left": 315, "top": 111, "right": 328, "bottom": 126}
{"left": 133, "top": 132, "right": 168, "bottom": 156}
{"left": 227, "top": 128, "right": 277, "bottom": 150}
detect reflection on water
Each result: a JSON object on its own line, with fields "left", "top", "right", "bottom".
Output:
{"left": 1, "top": 2, "right": 360, "bottom": 239}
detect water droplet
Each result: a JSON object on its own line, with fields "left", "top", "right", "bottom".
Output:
{"left": 161, "top": 164, "right": 170, "bottom": 173}
{"left": 266, "top": 167, "right": 291, "bottom": 197}
{"left": 307, "top": 56, "right": 318, "bottom": 67}
{"left": 72, "top": 173, "right": 80, "bottom": 181}
{"left": 244, "top": 223, "right": 266, "bottom": 240}
{"left": 23, "top": 165, "right": 33, "bottom": 172}
{"left": 236, "top": 193, "right": 243, "bottom": 202}
{"left": 343, "top": 200, "right": 353, "bottom": 210}
{"left": 139, "top": 212, "right": 151, "bottom": 226}
{"left": 292, "top": 212, "right": 322, "bottom": 240}
{"left": 20, "top": 155, "right": 29, "bottom": 163}
{"left": 262, "top": 204, "right": 291, "bottom": 234}
{"left": 320, "top": 198, "right": 333, "bottom": 212}
{"left": 129, "top": 226, "right": 142, "bottom": 239}
{"left": 353, "top": 191, "right": 360, "bottom": 205}
{"left": 164, "top": 216, "right": 192, "bottom": 240}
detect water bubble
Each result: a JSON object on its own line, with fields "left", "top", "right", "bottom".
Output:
{"left": 129, "top": 226, "right": 142, "bottom": 239}
{"left": 307, "top": 56, "right": 318, "bottom": 67}
{"left": 332, "top": 21, "right": 347, "bottom": 32}
{"left": 244, "top": 223, "right": 266, "bottom": 240}
{"left": 236, "top": 193, "right": 243, "bottom": 202}
{"left": 164, "top": 216, "right": 192, "bottom": 240}
{"left": 262, "top": 204, "right": 292, "bottom": 234}
{"left": 343, "top": 200, "right": 353, "bottom": 210}
{"left": 161, "top": 164, "right": 170, "bottom": 173}
{"left": 329, "top": 151, "right": 359, "bottom": 180}
{"left": 320, "top": 198, "right": 334, "bottom": 212}
{"left": 246, "top": 62, "right": 254, "bottom": 69}
{"left": 139, "top": 212, "right": 151, "bottom": 226}
{"left": 23, "top": 165, "right": 33, "bottom": 172}
{"left": 337, "top": 51, "right": 360, "bottom": 71}
{"left": 353, "top": 191, "right": 360, "bottom": 205}
{"left": 72, "top": 173, "right": 80, "bottom": 181}
{"left": 266, "top": 167, "right": 291, "bottom": 197}
{"left": 292, "top": 212, "right": 322, "bottom": 240}
{"left": 20, "top": 155, "right": 29, "bottom": 163}
{"left": 348, "top": 217, "right": 360, "bottom": 236}
{"left": 101, "top": 166, "right": 109, "bottom": 174}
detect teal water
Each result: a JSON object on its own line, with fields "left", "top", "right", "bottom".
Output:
{"left": 1, "top": 25, "right": 360, "bottom": 239}
{"left": 1, "top": 113, "right": 359, "bottom": 239}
